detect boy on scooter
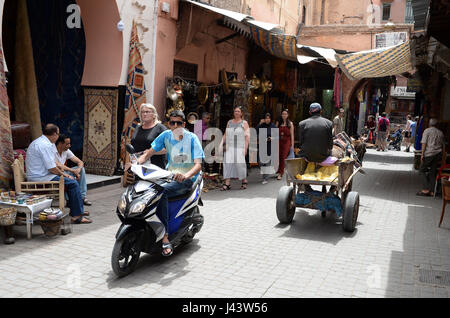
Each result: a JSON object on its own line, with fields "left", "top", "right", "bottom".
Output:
{"left": 137, "top": 110, "right": 204, "bottom": 256}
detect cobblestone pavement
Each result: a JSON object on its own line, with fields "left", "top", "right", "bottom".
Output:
{"left": 0, "top": 149, "right": 449, "bottom": 298}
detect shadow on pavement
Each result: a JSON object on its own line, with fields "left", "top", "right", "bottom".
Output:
{"left": 276, "top": 209, "right": 359, "bottom": 245}
{"left": 105, "top": 240, "right": 201, "bottom": 289}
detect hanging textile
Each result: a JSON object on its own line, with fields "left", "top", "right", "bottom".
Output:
{"left": 120, "top": 20, "right": 146, "bottom": 165}
{"left": 333, "top": 68, "right": 341, "bottom": 108}
{"left": 0, "top": 42, "right": 14, "bottom": 190}
{"left": 249, "top": 26, "right": 297, "bottom": 61}
{"left": 335, "top": 41, "right": 413, "bottom": 80}
{"left": 13, "top": 0, "right": 42, "bottom": 140}
{"left": 26, "top": 0, "right": 86, "bottom": 152}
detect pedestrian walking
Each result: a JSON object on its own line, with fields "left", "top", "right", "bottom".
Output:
{"left": 404, "top": 114, "right": 413, "bottom": 152}
{"left": 376, "top": 112, "right": 390, "bottom": 151}
{"left": 220, "top": 106, "right": 250, "bottom": 190}
{"left": 275, "top": 109, "right": 294, "bottom": 180}
{"left": 417, "top": 118, "right": 446, "bottom": 197}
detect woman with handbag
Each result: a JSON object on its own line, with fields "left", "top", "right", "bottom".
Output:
{"left": 275, "top": 109, "right": 294, "bottom": 180}
{"left": 220, "top": 106, "right": 250, "bottom": 190}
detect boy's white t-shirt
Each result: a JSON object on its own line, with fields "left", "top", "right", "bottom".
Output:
{"left": 55, "top": 149, "right": 75, "bottom": 165}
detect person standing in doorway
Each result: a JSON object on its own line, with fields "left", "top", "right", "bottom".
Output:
{"left": 220, "top": 106, "right": 250, "bottom": 190}
{"left": 257, "top": 113, "right": 277, "bottom": 184}
{"left": 333, "top": 107, "right": 345, "bottom": 136}
{"left": 417, "top": 118, "right": 445, "bottom": 197}
{"left": 275, "top": 109, "right": 294, "bottom": 180}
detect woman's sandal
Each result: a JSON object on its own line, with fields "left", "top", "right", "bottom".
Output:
{"left": 416, "top": 191, "right": 432, "bottom": 197}
{"left": 71, "top": 216, "right": 92, "bottom": 224}
{"left": 277, "top": 174, "right": 282, "bottom": 180}
{"left": 221, "top": 184, "right": 231, "bottom": 191}
{"left": 162, "top": 242, "right": 173, "bottom": 257}
{"left": 240, "top": 181, "right": 248, "bottom": 190}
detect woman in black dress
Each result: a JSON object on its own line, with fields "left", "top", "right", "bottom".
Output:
{"left": 130, "top": 103, "right": 167, "bottom": 169}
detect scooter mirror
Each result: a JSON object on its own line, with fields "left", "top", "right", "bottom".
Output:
{"left": 126, "top": 144, "right": 136, "bottom": 154}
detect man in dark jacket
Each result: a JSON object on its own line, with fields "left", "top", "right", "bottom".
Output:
{"left": 298, "top": 103, "right": 333, "bottom": 163}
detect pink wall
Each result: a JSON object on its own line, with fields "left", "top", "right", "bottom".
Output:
{"left": 372, "top": 0, "right": 405, "bottom": 23}
{"left": 153, "top": 2, "right": 179, "bottom": 120}
{"left": 77, "top": 0, "right": 123, "bottom": 87}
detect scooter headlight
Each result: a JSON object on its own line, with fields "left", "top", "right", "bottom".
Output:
{"left": 117, "top": 194, "right": 127, "bottom": 214}
{"left": 129, "top": 201, "right": 146, "bottom": 214}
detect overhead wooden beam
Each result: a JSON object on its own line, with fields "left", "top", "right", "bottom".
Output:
{"left": 215, "top": 32, "right": 240, "bottom": 44}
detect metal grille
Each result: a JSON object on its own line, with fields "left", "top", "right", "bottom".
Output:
{"left": 419, "top": 269, "right": 450, "bottom": 287}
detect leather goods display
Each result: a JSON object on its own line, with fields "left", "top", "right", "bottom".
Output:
{"left": 10, "top": 121, "right": 31, "bottom": 149}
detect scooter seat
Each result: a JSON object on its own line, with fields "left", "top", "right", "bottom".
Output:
{"left": 168, "top": 174, "right": 203, "bottom": 202}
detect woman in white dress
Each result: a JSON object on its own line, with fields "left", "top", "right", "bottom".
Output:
{"left": 220, "top": 106, "right": 250, "bottom": 190}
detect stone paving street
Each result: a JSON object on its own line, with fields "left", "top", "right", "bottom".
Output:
{"left": 1, "top": 149, "right": 449, "bottom": 298}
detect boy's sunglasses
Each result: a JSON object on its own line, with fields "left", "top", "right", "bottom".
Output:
{"left": 169, "top": 120, "right": 184, "bottom": 126}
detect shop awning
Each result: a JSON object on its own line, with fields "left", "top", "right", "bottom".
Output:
{"left": 335, "top": 41, "right": 414, "bottom": 80}
{"left": 296, "top": 55, "right": 318, "bottom": 64}
{"left": 249, "top": 26, "right": 297, "bottom": 61}
{"left": 296, "top": 44, "right": 338, "bottom": 68}
{"left": 246, "top": 20, "right": 282, "bottom": 33}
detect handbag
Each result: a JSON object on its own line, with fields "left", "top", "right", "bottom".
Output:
{"left": 287, "top": 148, "right": 295, "bottom": 159}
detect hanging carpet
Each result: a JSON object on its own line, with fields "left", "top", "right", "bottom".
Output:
{"left": 83, "top": 88, "right": 118, "bottom": 176}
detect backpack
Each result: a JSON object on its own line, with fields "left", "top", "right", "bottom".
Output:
{"left": 379, "top": 118, "right": 387, "bottom": 132}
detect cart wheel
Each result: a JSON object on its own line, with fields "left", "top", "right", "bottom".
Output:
{"left": 321, "top": 211, "right": 326, "bottom": 218}
{"left": 276, "top": 186, "right": 295, "bottom": 224}
{"left": 343, "top": 191, "right": 359, "bottom": 232}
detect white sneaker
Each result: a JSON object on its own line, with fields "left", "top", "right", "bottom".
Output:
{"left": 262, "top": 180, "right": 268, "bottom": 185}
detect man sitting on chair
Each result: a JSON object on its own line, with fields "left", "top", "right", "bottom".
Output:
{"left": 25, "top": 124, "right": 91, "bottom": 224}
{"left": 55, "top": 134, "right": 92, "bottom": 206}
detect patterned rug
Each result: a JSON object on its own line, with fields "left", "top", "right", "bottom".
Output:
{"left": 120, "top": 20, "right": 147, "bottom": 165}
{"left": 0, "top": 44, "right": 14, "bottom": 190}
{"left": 83, "top": 88, "right": 118, "bottom": 176}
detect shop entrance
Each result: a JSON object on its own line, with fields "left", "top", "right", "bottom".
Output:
{"left": 2, "top": 0, "right": 86, "bottom": 156}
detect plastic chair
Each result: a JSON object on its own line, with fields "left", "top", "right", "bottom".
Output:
{"left": 439, "top": 179, "right": 450, "bottom": 227}
{"left": 434, "top": 164, "right": 450, "bottom": 197}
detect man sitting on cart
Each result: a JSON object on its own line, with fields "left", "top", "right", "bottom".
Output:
{"left": 298, "top": 103, "right": 333, "bottom": 163}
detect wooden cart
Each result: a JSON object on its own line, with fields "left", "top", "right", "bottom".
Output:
{"left": 276, "top": 157, "right": 362, "bottom": 232}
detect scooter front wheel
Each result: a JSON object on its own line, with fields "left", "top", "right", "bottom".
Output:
{"left": 111, "top": 231, "right": 141, "bottom": 278}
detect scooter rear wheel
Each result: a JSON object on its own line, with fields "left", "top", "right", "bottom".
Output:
{"left": 111, "top": 231, "right": 141, "bottom": 278}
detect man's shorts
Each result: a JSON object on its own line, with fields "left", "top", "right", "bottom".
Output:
{"left": 404, "top": 131, "right": 410, "bottom": 138}
{"left": 377, "top": 131, "right": 387, "bottom": 142}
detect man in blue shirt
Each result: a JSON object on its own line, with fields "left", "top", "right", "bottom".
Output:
{"left": 137, "top": 110, "right": 204, "bottom": 256}
{"left": 26, "top": 124, "right": 91, "bottom": 224}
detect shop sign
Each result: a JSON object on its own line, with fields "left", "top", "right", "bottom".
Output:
{"left": 375, "top": 32, "right": 407, "bottom": 48}
{"left": 390, "top": 86, "right": 415, "bottom": 98}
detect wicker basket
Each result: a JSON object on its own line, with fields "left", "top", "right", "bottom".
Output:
{"left": 40, "top": 219, "right": 62, "bottom": 237}
{"left": 0, "top": 208, "right": 17, "bottom": 226}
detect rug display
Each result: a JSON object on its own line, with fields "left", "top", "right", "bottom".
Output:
{"left": 0, "top": 42, "right": 14, "bottom": 190}
{"left": 120, "top": 20, "right": 147, "bottom": 165}
{"left": 83, "top": 88, "right": 118, "bottom": 176}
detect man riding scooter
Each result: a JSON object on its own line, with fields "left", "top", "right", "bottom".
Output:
{"left": 137, "top": 110, "right": 204, "bottom": 256}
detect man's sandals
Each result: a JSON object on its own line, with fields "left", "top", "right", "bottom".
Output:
{"left": 162, "top": 242, "right": 173, "bottom": 257}
{"left": 71, "top": 216, "right": 92, "bottom": 224}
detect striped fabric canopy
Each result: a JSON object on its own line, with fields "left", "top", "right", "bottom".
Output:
{"left": 335, "top": 41, "right": 414, "bottom": 80}
{"left": 249, "top": 26, "right": 297, "bottom": 61}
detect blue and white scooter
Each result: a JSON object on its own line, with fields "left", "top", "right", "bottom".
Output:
{"left": 111, "top": 145, "right": 204, "bottom": 277}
